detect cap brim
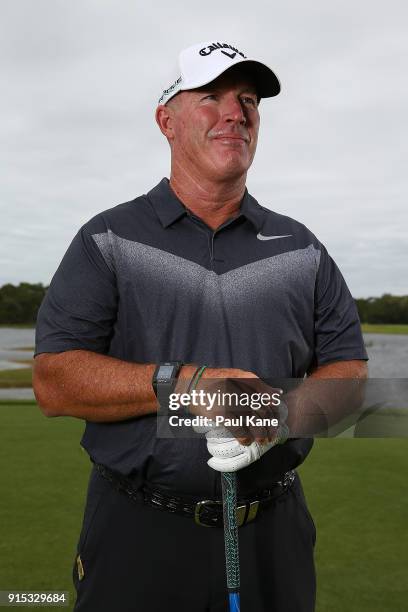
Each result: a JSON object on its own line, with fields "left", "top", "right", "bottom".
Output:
{"left": 180, "top": 58, "right": 281, "bottom": 99}
{"left": 238, "top": 60, "right": 281, "bottom": 98}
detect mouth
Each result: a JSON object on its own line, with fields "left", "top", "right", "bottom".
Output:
{"left": 212, "top": 135, "right": 249, "bottom": 145}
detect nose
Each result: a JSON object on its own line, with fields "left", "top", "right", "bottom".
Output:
{"left": 222, "top": 94, "right": 246, "bottom": 124}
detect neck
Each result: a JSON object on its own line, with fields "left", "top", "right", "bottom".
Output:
{"left": 169, "top": 163, "right": 247, "bottom": 230}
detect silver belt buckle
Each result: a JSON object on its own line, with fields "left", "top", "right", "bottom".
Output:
{"left": 194, "top": 499, "right": 260, "bottom": 527}
{"left": 245, "top": 500, "right": 259, "bottom": 524}
{"left": 194, "top": 500, "right": 222, "bottom": 527}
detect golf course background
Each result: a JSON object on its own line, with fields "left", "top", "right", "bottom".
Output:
{"left": 0, "top": 323, "right": 407, "bottom": 610}
{"left": 1, "top": 400, "right": 407, "bottom": 611}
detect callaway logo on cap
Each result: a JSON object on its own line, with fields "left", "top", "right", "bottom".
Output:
{"left": 158, "top": 40, "right": 281, "bottom": 105}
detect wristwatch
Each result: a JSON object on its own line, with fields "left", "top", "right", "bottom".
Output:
{"left": 152, "top": 362, "right": 183, "bottom": 412}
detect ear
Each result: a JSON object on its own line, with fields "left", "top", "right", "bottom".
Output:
{"left": 155, "top": 104, "right": 176, "bottom": 140}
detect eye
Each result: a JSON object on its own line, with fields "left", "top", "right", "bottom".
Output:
{"left": 241, "top": 96, "right": 257, "bottom": 107}
{"left": 201, "top": 94, "right": 217, "bottom": 101}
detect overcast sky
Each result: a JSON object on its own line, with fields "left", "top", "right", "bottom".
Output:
{"left": 0, "top": 0, "right": 407, "bottom": 297}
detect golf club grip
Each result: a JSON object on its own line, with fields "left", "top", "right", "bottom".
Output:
{"left": 221, "top": 472, "right": 240, "bottom": 592}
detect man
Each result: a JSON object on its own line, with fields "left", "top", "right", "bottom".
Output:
{"left": 33, "top": 40, "right": 368, "bottom": 611}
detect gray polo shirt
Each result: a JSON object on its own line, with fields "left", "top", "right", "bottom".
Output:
{"left": 35, "top": 178, "right": 367, "bottom": 496}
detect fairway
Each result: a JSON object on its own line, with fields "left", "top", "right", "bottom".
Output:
{"left": 0, "top": 402, "right": 407, "bottom": 611}
{"left": 0, "top": 368, "right": 33, "bottom": 388}
{"left": 361, "top": 323, "right": 408, "bottom": 335}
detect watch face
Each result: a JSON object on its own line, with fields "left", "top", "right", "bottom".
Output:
{"left": 158, "top": 365, "right": 175, "bottom": 381}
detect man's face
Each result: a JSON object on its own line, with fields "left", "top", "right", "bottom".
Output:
{"left": 163, "top": 68, "right": 260, "bottom": 182}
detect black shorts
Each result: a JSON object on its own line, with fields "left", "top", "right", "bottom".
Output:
{"left": 73, "top": 467, "right": 316, "bottom": 612}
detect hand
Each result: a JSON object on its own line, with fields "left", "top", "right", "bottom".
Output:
{"left": 204, "top": 425, "right": 281, "bottom": 472}
{"left": 176, "top": 366, "right": 286, "bottom": 445}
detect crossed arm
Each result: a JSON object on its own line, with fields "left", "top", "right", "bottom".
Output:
{"left": 33, "top": 350, "right": 367, "bottom": 426}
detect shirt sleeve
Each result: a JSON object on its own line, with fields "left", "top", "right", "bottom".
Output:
{"left": 313, "top": 243, "right": 368, "bottom": 366}
{"left": 34, "top": 223, "right": 118, "bottom": 357}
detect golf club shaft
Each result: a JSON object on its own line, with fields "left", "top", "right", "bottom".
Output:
{"left": 221, "top": 471, "right": 241, "bottom": 611}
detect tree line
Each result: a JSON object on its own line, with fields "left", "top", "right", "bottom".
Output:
{"left": 0, "top": 283, "right": 48, "bottom": 324}
{"left": 0, "top": 283, "right": 407, "bottom": 325}
{"left": 355, "top": 294, "right": 408, "bottom": 324}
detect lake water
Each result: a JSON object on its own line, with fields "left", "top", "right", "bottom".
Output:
{"left": 0, "top": 328, "right": 36, "bottom": 399}
{"left": 363, "top": 333, "right": 408, "bottom": 377}
{"left": 0, "top": 327, "right": 35, "bottom": 368}
{"left": 0, "top": 327, "right": 407, "bottom": 400}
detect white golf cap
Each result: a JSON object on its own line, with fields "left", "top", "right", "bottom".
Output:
{"left": 158, "top": 40, "right": 280, "bottom": 105}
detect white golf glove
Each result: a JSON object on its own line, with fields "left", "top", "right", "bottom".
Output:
{"left": 192, "top": 401, "right": 289, "bottom": 472}
{"left": 204, "top": 425, "right": 283, "bottom": 473}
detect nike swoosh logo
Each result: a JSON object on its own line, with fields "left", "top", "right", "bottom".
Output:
{"left": 257, "top": 233, "right": 293, "bottom": 241}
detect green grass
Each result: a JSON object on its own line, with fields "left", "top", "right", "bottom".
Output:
{"left": 0, "top": 399, "right": 37, "bottom": 406}
{"left": 0, "top": 403, "right": 89, "bottom": 610}
{"left": 0, "top": 404, "right": 407, "bottom": 610}
{"left": 7, "top": 346, "right": 35, "bottom": 352}
{"left": 361, "top": 323, "right": 408, "bottom": 334}
{"left": 0, "top": 368, "right": 32, "bottom": 388}
{"left": 298, "top": 439, "right": 408, "bottom": 611}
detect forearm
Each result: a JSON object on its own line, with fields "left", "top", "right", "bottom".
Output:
{"left": 286, "top": 360, "right": 368, "bottom": 436}
{"left": 33, "top": 350, "right": 160, "bottom": 421}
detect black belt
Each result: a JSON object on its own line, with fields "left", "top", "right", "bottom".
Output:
{"left": 94, "top": 463, "right": 296, "bottom": 528}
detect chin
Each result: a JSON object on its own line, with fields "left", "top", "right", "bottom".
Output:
{"left": 221, "top": 168, "right": 247, "bottom": 181}
{"left": 210, "top": 152, "right": 249, "bottom": 176}
{"left": 218, "top": 160, "right": 251, "bottom": 180}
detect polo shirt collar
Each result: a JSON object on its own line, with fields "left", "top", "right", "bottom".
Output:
{"left": 147, "top": 177, "right": 267, "bottom": 232}
{"left": 146, "top": 178, "right": 187, "bottom": 228}
{"left": 239, "top": 190, "right": 267, "bottom": 233}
